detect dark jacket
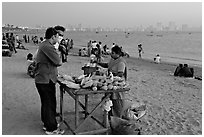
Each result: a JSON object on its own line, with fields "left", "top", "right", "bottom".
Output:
{"left": 181, "top": 67, "right": 193, "bottom": 77}
{"left": 35, "top": 40, "right": 62, "bottom": 84}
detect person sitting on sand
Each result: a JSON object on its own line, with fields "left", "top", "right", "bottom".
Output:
{"left": 98, "top": 45, "right": 127, "bottom": 118}
{"left": 39, "top": 37, "right": 44, "bottom": 43}
{"left": 154, "top": 54, "right": 161, "bottom": 64}
{"left": 174, "top": 64, "right": 194, "bottom": 77}
{"left": 90, "top": 54, "right": 97, "bottom": 63}
{"left": 182, "top": 64, "right": 194, "bottom": 77}
{"left": 26, "top": 53, "right": 34, "bottom": 66}
{"left": 112, "top": 43, "right": 116, "bottom": 48}
{"left": 26, "top": 53, "right": 36, "bottom": 78}
{"left": 174, "top": 64, "right": 183, "bottom": 76}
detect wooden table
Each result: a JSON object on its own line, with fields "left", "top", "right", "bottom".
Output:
{"left": 58, "top": 81, "right": 130, "bottom": 135}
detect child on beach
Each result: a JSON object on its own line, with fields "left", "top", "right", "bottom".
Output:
{"left": 26, "top": 53, "right": 34, "bottom": 67}
{"left": 26, "top": 53, "right": 36, "bottom": 78}
{"left": 154, "top": 54, "right": 161, "bottom": 64}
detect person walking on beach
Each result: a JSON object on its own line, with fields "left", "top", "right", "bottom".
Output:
{"left": 70, "top": 39, "right": 74, "bottom": 49}
{"left": 35, "top": 27, "right": 64, "bottom": 135}
{"left": 87, "top": 40, "right": 92, "bottom": 57}
{"left": 2, "top": 33, "right": 6, "bottom": 40}
{"left": 9, "top": 33, "right": 17, "bottom": 53}
{"left": 138, "top": 43, "right": 144, "bottom": 58}
{"left": 24, "top": 34, "right": 28, "bottom": 43}
{"left": 112, "top": 42, "right": 116, "bottom": 48}
{"left": 96, "top": 43, "right": 102, "bottom": 63}
{"left": 27, "top": 35, "right": 30, "bottom": 43}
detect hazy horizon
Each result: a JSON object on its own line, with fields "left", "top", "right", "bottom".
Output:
{"left": 2, "top": 2, "right": 202, "bottom": 28}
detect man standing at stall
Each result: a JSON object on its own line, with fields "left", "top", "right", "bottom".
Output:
{"left": 35, "top": 26, "right": 65, "bottom": 135}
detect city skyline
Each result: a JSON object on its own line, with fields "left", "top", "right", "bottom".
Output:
{"left": 2, "top": 2, "right": 202, "bottom": 29}
{"left": 2, "top": 20, "right": 201, "bottom": 32}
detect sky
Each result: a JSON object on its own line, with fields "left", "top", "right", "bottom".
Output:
{"left": 2, "top": 1, "right": 202, "bottom": 29}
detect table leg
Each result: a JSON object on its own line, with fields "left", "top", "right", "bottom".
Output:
{"left": 75, "top": 94, "right": 111, "bottom": 134}
{"left": 75, "top": 95, "right": 79, "bottom": 128}
{"left": 104, "top": 110, "right": 109, "bottom": 135}
{"left": 85, "top": 95, "right": 88, "bottom": 118}
{"left": 103, "top": 110, "right": 109, "bottom": 128}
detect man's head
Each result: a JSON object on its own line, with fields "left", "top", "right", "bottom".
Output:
{"left": 45, "top": 27, "right": 59, "bottom": 44}
{"left": 54, "top": 25, "right": 65, "bottom": 43}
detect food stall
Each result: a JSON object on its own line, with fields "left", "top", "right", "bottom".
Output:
{"left": 57, "top": 65, "right": 130, "bottom": 134}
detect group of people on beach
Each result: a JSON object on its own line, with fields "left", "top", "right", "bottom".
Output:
{"left": 2, "top": 32, "right": 17, "bottom": 53}
{"left": 78, "top": 40, "right": 110, "bottom": 59}
{"left": 174, "top": 63, "right": 194, "bottom": 77}
{"left": 58, "top": 38, "right": 74, "bottom": 63}
{"left": 30, "top": 25, "right": 130, "bottom": 135}
{"left": 79, "top": 40, "right": 130, "bottom": 64}
{"left": 4, "top": 25, "right": 199, "bottom": 135}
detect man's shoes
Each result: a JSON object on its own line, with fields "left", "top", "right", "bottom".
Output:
{"left": 45, "top": 128, "right": 65, "bottom": 135}
{"left": 43, "top": 123, "right": 60, "bottom": 131}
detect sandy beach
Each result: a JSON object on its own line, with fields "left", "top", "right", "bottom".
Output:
{"left": 2, "top": 42, "right": 202, "bottom": 135}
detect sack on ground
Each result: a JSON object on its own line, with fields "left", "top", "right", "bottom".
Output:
{"left": 123, "top": 101, "right": 146, "bottom": 121}
{"left": 110, "top": 116, "right": 141, "bottom": 135}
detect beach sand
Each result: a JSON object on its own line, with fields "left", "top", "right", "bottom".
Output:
{"left": 2, "top": 43, "right": 202, "bottom": 135}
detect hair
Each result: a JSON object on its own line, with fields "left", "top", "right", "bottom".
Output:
{"left": 40, "top": 37, "right": 43, "bottom": 41}
{"left": 184, "top": 64, "right": 188, "bottom": 67}
{"left": 179, "top": 64, "right": 183, "bottom": 67}
{"left": 96, "top": 44, "right": 100, "bottom": 48}
{"left": 60, "top": 39, "right": 65, "bottom": 44}
{"left": 54, "top": 25, "right": 65, "bottom": 32}
{"left": 111, "top": 45, "right": 123, "bottom": 56}
{"left": 27, "top": 53, "right": 33, "bottom": 60}
{"left": 6, "top": 33, "right": 9, "bottom": 38}
{"left": 45, "top": 27, "right": 58, "bottom": 39}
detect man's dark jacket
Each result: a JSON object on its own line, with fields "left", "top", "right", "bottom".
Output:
{"left": 35, "top": 40, "right": 62, "bottom": 84}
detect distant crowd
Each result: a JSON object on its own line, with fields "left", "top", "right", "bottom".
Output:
{"left": 2, "top": 32, "right": 18, "bottom": 53}
{"left": 79, "top": 40, "right": 130, "bottom": 63}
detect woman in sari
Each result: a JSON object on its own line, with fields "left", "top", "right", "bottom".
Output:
{"left": 98, "top": 45, "right": 127, "bottom": 118}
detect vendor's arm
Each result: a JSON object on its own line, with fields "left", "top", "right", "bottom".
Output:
{"left": 98, "top": 62, "right": 108, "bottom": 68}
